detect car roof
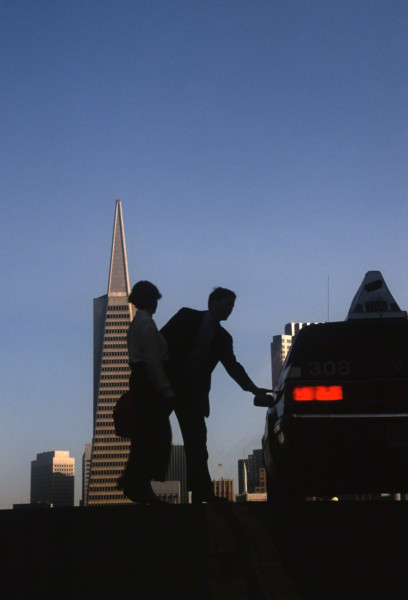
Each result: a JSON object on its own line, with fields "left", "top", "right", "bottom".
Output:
{"left": 287, "top": 318, "right": 408, "bottom": 359}
{"left": 293, "top": 317, "right": 408, "bottom": 341}
{"left": 279, "top": 318, "right": 408, "bottom": 383}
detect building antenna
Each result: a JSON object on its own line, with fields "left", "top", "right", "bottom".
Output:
{"left": 327, "top": 275, "right": 330, "bottom": 322}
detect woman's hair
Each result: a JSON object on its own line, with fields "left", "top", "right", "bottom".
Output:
{"left": 128, "top": 281, "right": 162, "bottom": 309}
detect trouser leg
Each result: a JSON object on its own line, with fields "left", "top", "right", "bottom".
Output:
{"left": 150, "top": 413, "right": 172, "bottom": 480}
{"left": 123, "top": 422, "right": 150, "bottom": 483}
{"left": 175, "top": 406, "right": 212, "bottom": 494}
{"left": 124, "top": 410, "right": 171, "bottom": 482}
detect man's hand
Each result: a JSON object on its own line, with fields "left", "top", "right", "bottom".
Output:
{"left": 253, "top": 387, "right": 272, "bottom": 396}
{"left": 247, "top": 383, "right": 272, "bottom": 396}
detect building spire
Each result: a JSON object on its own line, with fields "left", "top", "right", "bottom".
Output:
{"left": 107, "top": 200, "right": 130, "bottom": 296}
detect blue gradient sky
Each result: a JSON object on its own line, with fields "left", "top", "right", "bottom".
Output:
{"left": 1, "top": 1, "right": 408, "bottom": 508}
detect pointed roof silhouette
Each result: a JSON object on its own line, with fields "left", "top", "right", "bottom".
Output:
{"left": 347, "top": 271, "right": 407, "bottom": 319}
{"left": 107, "top": 200, "right": 130, "bottom": 296}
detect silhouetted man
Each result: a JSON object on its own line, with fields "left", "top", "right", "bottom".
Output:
{"left": 161, "top": 287, "right": 269, "bottom": 503}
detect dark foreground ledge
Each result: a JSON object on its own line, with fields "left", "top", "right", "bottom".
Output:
{"left": 2, "top": 502, "right": 408, "bottom": 599}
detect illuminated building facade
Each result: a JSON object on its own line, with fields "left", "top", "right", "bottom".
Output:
{"left": 31, "top": 451, "right": 75, "bottom": 506}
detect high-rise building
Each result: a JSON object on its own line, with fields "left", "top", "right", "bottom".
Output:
{"left": 87, "top": 201, "right": 135, "bottom": 506}
{"left": 165, "top": 444, "right": 188, "bottom": 503}
{"left": 80, "top": 443, "right": 92, "bottom": 506}
{"left": 255, "top": 467, "right": 266, "bottom": 493}
{"left": 247, "top": 449, "right": 264, "bottom": 493}
{"left": 271, "top": 333, "right": 293, "bottom": 389}
{"left": 271, "top": 322, "right": 319, "bottom": 387}
{"left": 31, "top": 451, "right": 75, "bottom": 506}
{"left": 236, "top": 451, "right": 267, "bottom": 502}
{"left": 238, "top": 459, "right": 248, "bottom": 494}
{"left": 213, "top": 479, "right": 234, "bottom": 501}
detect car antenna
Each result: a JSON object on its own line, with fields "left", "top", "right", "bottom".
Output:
{"left": 327, "top": 275, "right": 330, "bottom": 322}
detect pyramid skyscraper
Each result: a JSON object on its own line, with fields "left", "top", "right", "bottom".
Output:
{"left": 87, "top": 200, "right": 135, "bottom": 505}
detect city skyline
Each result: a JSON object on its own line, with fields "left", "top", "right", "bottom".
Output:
{"left": 2, "top": 2, "right": 408, "bottom": 508}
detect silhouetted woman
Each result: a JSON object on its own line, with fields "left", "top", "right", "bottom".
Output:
{"left": 118, "top": 281, "right": 174, "bottom": 504}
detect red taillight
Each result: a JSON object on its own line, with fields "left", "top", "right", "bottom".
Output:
{"left": 292, "top": 386, "right": 343, "bottom": 401}
{"left": 293, "top": 387, "right": 315, "bottom": 401}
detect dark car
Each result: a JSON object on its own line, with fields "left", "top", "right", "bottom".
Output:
{"left": 257, "top": 272, "right": 408, "bottom": 501}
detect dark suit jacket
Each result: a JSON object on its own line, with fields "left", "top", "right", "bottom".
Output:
{"left": 160, "top": 308, "right": 255, "bottom": 417}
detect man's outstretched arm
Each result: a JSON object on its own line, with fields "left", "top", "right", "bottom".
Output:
{"left": 220, "top": 335, "right": 269, "bottom": 395}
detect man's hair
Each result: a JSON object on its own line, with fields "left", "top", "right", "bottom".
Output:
{"left": 128, "top": 281, "right": 162, "bottom": 309}
{"left": 208, "top": 287, "right": 236, "bottom": 308}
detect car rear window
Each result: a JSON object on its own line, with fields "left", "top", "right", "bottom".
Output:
{"left": 285, "top": 319, "right": 408, "bottom": 381}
